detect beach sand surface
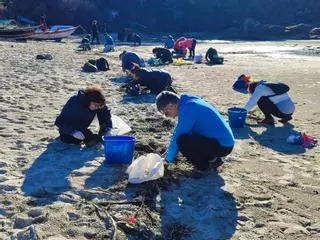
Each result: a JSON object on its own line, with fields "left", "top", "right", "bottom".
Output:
{"left": 0, "top": 38, "right": 319, "bottom": 239}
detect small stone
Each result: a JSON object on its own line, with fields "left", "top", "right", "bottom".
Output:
{"left": 28, "top": 208, "right": 43, "bottom": 218}
{"left": 255, "top": 222, "right": 266, "bottom": 228}
{"left": 237, "top": 215, "right": 250, "bottom": 222}
{"left": 254, "top": 201, "right": 272, "bottom": 208}
{"left": 13, "top": 216, "right": 33, "bottom": 229}
{"left": 67, "top": 212, "right": 80, "bottom": 221}
{"left": 33, "top": 215, "right": 48, "bottom": 224}
{"left": 299, "top": 218, "right": 311, "bottom": 227}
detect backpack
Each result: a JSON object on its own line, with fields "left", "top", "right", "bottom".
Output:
{"left": 264, "top": 82, "right": 290, "bottom": 95}
{"left": 125, "top": 82, "right": 141, "bottom": 96}
{"left": 96, "top": 57, "right": 109, "bottom": 71}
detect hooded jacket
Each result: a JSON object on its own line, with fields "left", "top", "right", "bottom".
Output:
{"left": 165, "top": 94, "right": 235, "bottom": 162}
{"left": 55, "top": 90, "right": 112, "bottom": 135}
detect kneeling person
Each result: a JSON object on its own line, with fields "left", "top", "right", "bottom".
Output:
{"left": 156, "top": 91, "right": 234, "bottom": 170}
{"left": 152, "top": 47, "right": 173, "bottom": 64}
{"left": 55, "top": 85, "right": 112, "bottom": 144}
{"left": 130, "top": 65, "right": 174, "bottom": 94}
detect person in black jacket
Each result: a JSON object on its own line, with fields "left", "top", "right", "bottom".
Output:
{"left": 91, "top": 20, "right": 100, "bottom": 44}
{"left": 55, "top": 85, "right": 112, "bottom": 144}
{"left": 129, "top": 65, "right": 175, "bottom": 94}
{"left": 205, "top": 48, "right": 224, "bottom": 64}
{"left": 152, "top": 47, "right": 173, "bottom": 64}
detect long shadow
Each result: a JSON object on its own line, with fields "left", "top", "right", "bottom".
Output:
{"left": 246, "top": 122, "right": 306, "bottom": 154}
{"left": 159, "top": 172, "right": 238, "bottom": 239}
{"left": 22, "top": 139, "right": 103, "bottom": 205}
{"left": 121, "top": 93, "right": 157, "bottom": 104}
{"left": 110, "top": 76, "right": 131, "bottom": 85}
{"left": 121, "top": 171, "right": 237, "bottom": 239}
{"left": 84, "top": 163, "right": 128, "bottom": 189}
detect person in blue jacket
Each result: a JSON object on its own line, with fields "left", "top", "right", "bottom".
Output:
{"left": 156, "top": 91, "right": 235, "bottom": 171}
{"left": 130, "top": 65, "right": 175, "bottom": 94}
{"left": 164, "top": 35, "right": 174, "bottom": 49}
{"left": 104, "top": 32, "right": 115, "bottom": 52}
{"left": 55, "top": 85, "right": 112, "bottom": 144}
{"left": 119, "top": 50, "right": 145, "bottom": 72}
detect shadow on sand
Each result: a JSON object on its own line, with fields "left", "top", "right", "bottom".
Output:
{"left": 120, "top": 171, "right": 237, "bottom": 239}
{"left": 233, "top": 122, "right": 306, "bottom": 154}
{"left": 22, "top": 139, "right": 103, "bottom": 205}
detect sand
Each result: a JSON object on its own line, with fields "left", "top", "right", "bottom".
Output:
{"left": 0, "top": 38, "right": 319, "bottom": 240}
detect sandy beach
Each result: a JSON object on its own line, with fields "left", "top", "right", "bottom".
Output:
{"left": 0, "top": 38, "right": 319, "bottom": 240}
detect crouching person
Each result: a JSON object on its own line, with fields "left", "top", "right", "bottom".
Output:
{"left": 79, "top": 34, "right": 91, "bottom": 51}
{"left": 244, "top": 80, "right": 295, "bottom": 125}
{"left": 156, "top": 91, "right": 234, "bottom": 171}
{"left": 55, "top": 85, "right": 112, "bottom": 144}
{"left": 130, "top": 65, "right": 175, "bottom": 94}
{"left": 152, "top": 47, "right": 173, "bottom": 64}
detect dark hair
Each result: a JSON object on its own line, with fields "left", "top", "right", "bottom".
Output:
{"left": 248, "top": 82, "right": 258, "bottom": 94}
{"left": 156, "top": 91, "right": 180, "bottom": 111}
{"left": 83, "top": 85, "right": 105, "bottom": 106}
{"left": 130, "top": 64, "right": 141, "bottom": 78}
{"left": 119, "top": 50, "right": 127, "bottom": 60}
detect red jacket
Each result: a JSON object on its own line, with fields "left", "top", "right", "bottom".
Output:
{"left": 173, "top": 37, "right": 186, "bottom": 50}
{"left": 179, "top": 38, "right": 194, "bottom": 49}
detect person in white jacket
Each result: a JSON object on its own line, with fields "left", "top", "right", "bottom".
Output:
{"left": 244, "top": 81, "right": 295, "bottom": 125}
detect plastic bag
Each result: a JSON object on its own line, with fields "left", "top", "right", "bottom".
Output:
{"left": 111, "top": 115, "right": 132, "bottom": 135}
{"left": 126, "top": 153, "right": 164, "bottom": 184}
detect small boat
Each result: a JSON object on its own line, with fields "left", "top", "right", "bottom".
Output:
{"left": 0, "top": 25, "right": 38, "bottom": 39}
{"left": 30, "top": 25, "right": 79, "bottom": 41}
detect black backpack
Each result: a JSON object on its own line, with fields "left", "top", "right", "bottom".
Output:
{"left": 265, "top": 83, "right": 290, "bottom": 95}
{"left": 125, "top": 82, "right": 141, "bottom": 96}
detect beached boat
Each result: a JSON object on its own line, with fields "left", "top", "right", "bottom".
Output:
{"left": 0, "top": 25, "right": 38, "bottom": 39}
{"left": 29, "top": 25, "right": 79, "bottom": 40}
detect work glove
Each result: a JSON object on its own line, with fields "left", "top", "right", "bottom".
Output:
{"left": 71, "top": 130, "right": 85, "bottom": 140}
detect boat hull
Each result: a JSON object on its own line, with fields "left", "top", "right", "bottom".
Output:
{"left": 30, "top": 26, "right": 79, "bottom": 40}
{"left": 0, "top": 26, "right": 38, "bottom": 39}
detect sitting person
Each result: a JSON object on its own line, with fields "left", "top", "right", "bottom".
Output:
{"left": 103, "top": 32, "right": 115, "bottom": 52}
{"left": 133, "top": 33, "right": 142, "bottom": 46}
{"left": 244, "top": 79, "right": 295, "bottom": 125}
{"left": 152, "top": 47, "right": 173, "bottom": 64}
{"left": 79, "top": 34, "right": 91, "bottom": 51}
{"left": 156, "top": 91, "right": 235, "bottom": 171}
{"left": 205, "top": 47, "right": 224, "bottom": 64}
{"left": 164, "top": 35, "right": 174, "bottom": 49}
{"left": 119, "top": 50, "right": 145, "bottom": 72}
{"left": 129, "top": 64, "right": 175, "bottom": 94}
{"left": 55, "top": 85, "right": 112, "bottom": 144}
{"left": 179, "top": 37, "right": 197, "bottom": 59}
{"left": 172, "top": 36, "right": 187, "bottom": 57}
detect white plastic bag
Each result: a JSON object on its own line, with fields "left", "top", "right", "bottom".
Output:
{"left": 126, "top": 153, "right": 164, "bottom": 184}
{"left": 111, "top": 115, "right": 132, "bottom": 135}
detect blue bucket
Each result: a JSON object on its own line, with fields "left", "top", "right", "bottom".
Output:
{"left": 102, "top": 136, "right": 135, "bottom": 164}
{"left": 228, "top": 107, "right": 247, "bottom": 128}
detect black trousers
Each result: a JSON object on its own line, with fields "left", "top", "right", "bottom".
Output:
{"left": 177, "top": 134, "right": 233, "bottom": 170}
{"left": 91, "top": 33, "right": 100, "bottom": 44}
{"left": 59, "top": 129, "right": 100, "bottom": 144}
{"left": 257, "top": 97, "right": 292, "bottom": 119}
{"left": 189, "top": 39, "right": 197, "bottom": 58}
